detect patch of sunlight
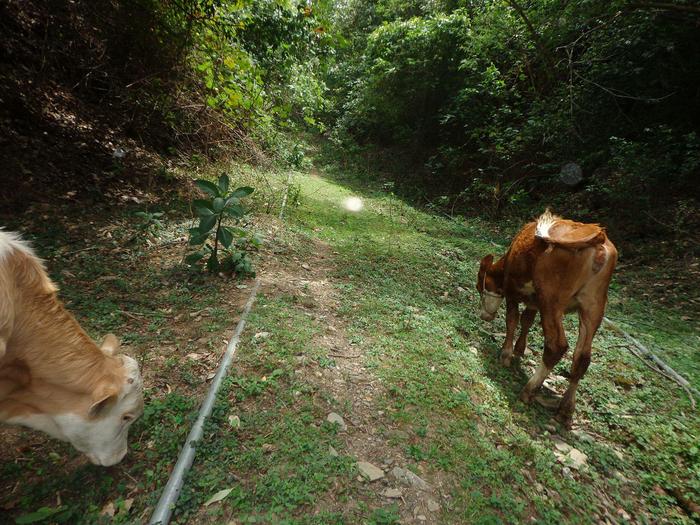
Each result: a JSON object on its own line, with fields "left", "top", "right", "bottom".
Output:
{"left": 343, "top": 196, "right": 363, "bottom": 212}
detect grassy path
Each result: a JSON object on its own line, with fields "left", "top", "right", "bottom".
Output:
{"left": 1, "top": 165, "right": 698, "bottom": 524}
{"left": 183, "top": 168, "right": 699, "bottom": 524}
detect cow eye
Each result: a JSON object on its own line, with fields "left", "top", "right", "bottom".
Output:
{"left": 122, "top": 414, "right": 134, "bottom": 422}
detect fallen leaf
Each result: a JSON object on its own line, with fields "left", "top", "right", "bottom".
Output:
{"left": 100, "top": 502, "right": 116, "bottom": 517}
{"left": 204, "top": 488, "right": 233, "bottom": 507}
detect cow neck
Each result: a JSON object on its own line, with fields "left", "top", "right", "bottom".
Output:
{"left": 13, "top": 290, "right": 119, "bottom": 395}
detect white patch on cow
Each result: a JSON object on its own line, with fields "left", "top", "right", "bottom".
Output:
{"left": 535, "top": 209, "right": 559, "bottom": 239}
{"left": 524, "top": 362, "right": 552, "bottom": 395}
{"left": 0, "top": 230, "right": 36, "bottom": 262}
{"left": 519, "top": 281, "right": 535, "bottom": 295}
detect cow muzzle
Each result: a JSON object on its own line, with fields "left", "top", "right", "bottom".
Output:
{"left": 480, "top": 291, "right": 503, "bottom": 322}
{"left": 86, "top": 446, "right": 128, "bottom": 467}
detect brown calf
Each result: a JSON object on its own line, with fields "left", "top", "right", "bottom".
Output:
{"left": 476, "top": 210, "right": 617, "bottom": 427}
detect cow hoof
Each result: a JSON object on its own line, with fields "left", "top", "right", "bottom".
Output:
{"left": 555, "top": 411, "right": 573, "bottom": 430}
{"left": 499, "top": 353, "right": 512, "bottom": 367}
{"left": 519, "top": 388, "right": 534, "bottom": 404}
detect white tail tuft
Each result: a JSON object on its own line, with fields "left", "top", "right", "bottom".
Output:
{"left": 0, "top": 229, "right": 37, "bottom": 262}
{"left": 535, "top": 208, "right": 560, "bottom": 239}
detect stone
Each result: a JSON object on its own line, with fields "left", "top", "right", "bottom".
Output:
{"left": 550, "top": 435, "right": 572, "bottom": 454}
{"left": 381, "top": 488, "right": 403, "bottom": 499}
{"left": 329, "top": 446, "right": 339, "bottom": 457}
{"left": 562, "top": 466, "right": 574, "bottom": 479}
{"left": 427, "top": 499, "right": 441, "bottom": 512}
{"left": 390, "top": 466, "right": 430, "bottom": 491}
{"left": 253, "top": 332, "right": 271, "bottom": 342}
{"left": 327, "top": 412, "right": 347, "bottom": 431}
{"left": 571, "top": 430, "right": 595, "bottom": 443}
{"left": 568, "top": 448, "right": 588, "bottom": 470}
{"left": 358, "top": 461, "right": 385, "bottom": 482}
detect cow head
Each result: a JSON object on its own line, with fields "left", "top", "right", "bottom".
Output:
{"left": 477, "top": 254, "right": 503, "bottom": 322}
{"left": 52, "top": 335, "right": 144, "bottom": 466}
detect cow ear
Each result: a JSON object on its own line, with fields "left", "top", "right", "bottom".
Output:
{"left": 89, "top": 388, "right": 118, "bottom": 419}
{"left": 479, "top": 254, "right": 494, "bottom": 272}
{"left": 477, "top": 255, "right": 494, "bottom": 292}
{"left": 101, "top": 334, "right": 120, "bottom": 356}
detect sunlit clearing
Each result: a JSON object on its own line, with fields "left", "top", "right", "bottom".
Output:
{"left": 343, "top": 196, "right": 363, "bottom": 212}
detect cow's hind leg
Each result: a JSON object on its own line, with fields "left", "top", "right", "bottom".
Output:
{"left": 513, "top": 308, "right": 537, "bottom": 359}
{"left": 520, "top": 304, "right": 568, "bottom": 403}
{"left": 557, "top": 307, "right": 604, "bottom": 429}
{"left": 500, "top": 300, "right": 520, "bottom": 366}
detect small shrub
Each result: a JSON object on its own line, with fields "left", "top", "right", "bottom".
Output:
{"left": 186, "top": 173, "right": 260, "bottom": 276}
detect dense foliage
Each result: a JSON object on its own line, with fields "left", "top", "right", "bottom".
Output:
{"left": 322, "top": 0, "right": 700, "bottom": 236}
{"left": 135, "top": 0, "right": 332, "bottom": 160}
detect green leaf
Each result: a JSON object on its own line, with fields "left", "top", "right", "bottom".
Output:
{"left": 189, "top": 233, "right": 208, "bottom": 246}
{"left": 224, "top": 196, "right": 240, "bottom": 209}
{"left": 199, "top": 214, "right": 218, "bottom": 234}
{"left": 15, "top": 506, "right": 65, "bottom": 524}
{"left": 193, "top": 199, "right": 215, "bottom": 217}
{"left": 219, "top": 227, "right": 233, "bottom": 248}
{"left": 212, "top": 197, "right": 225, "bottom": 213}
{"left": 226, "top": 204, "right": 244, "bottom": 218}
{"left": 185, "top": 252, "right": 205, "bottom": 264}
{"left": 218, "top": 174, "right": 230, "bottom": 193}
{"left": 231, "top": 186, "right": 254, "bottom": 198}
{"left": 206, "top": 254, "right": 219, "bottom": 272}
{"left": 195, "top": 179, "right": 220, "bottom": 197}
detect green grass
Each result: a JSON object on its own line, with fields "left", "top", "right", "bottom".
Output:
{"left": 1, "top": 157, "right": 698, "bottom": 523}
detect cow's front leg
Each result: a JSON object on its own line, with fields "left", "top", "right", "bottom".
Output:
{"left": 520, "top": 304, "right": 568, "bottom": 403}
{"left": 500, "top": 300, "right": 520, "bottom": 366}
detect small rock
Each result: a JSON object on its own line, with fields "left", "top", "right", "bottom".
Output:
{"left": 228, "top": 415, "right": 241, "bottom": 429}
{"left": 550, "top": 435, "right": 572, "bottom": 454}
{"left": 612, "top": 449, "right": 624, "bottom": 461}
{"left": 534, "top": 395, "right": 561, "bottom": 409}
{"left": 327, "top": 412, "right": 347, "bottom": 431}
{"left": 571, "top": 430, "right": 595, "bottom": 443}
{"left": 253, "top": 332, "right": 271, "bottom": 341}
{"left": 416, "top": 515, "right": 427, "bottom": 521}
{"left": 329, "top": 446, "right": 339, "bottom": 457}
{"left": 358, "top": 461, "right": 385, "bottom": 482}
{"left": 381, "top": 488, "right": 403, "bottom": 499}
{"left": 568, "top": 448, "right": 588, "bottom": 470}
{"left": 390, "top": 467, "right": 430, "bottom": 491}
{"left": 262, "top": 443, "right": 276, "bottom": 453}
{"left": 562, "top": 466, "right": 574, "bottom": 479}
{"left": 617, "top": 508, "right": 631, "bottom": 521}
{"left": 301, "top": 263, "right": 311, "bottom": 270}
{"left": 427, "top": 499, "right": 441, "bottom": 512}
{"left": 613, "top": 470, "right": 629, "bottom": 483}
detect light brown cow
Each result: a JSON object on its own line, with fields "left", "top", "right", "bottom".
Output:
{"left": 477, "top": 210, "right": 617, "bottom": 427}
{"left": 0, "top": 230, "right": 143, "bottom": 465}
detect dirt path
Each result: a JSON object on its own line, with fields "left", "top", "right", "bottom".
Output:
{"left": 256, "top": 233, "right": 449, "bottom": 523}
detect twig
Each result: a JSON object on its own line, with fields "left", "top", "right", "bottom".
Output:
{"left": 328, "top": 353, "right": 361, "bottom": 359}
{"left": 604, "top": 317, "right": 699, "bottom": 410}
{"left": 61, "top": 246, "right": 98, "bottom": 257}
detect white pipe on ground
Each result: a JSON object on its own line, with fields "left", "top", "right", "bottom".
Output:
{"left": 148, "top": 279, "right": 261, "bottom": 525}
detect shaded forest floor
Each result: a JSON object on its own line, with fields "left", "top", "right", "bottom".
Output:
{"left": 1, "top": 155, "right": 699, "bottom": 524}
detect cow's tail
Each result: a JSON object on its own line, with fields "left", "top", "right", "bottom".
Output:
{"left": 535, "top": 208, "right": 560, "bottom": 240}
